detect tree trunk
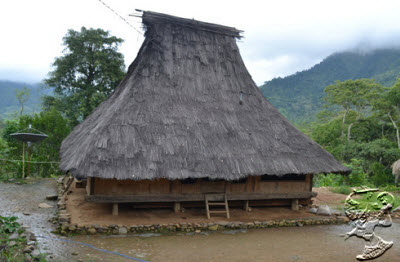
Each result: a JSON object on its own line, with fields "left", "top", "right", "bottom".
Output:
{"left": 347, "top": 123, "right": 354, "bottom": 142}
{"left": 388, "top": 112, "right": 400, "bottom": 149}
{"left": 341, "top": 109, "right": 349, "bottom": 142}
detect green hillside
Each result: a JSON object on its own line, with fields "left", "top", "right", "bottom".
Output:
{"left": 0, "top": 80, "right": 48, "bottom": 119}
{"left": 260, "top": 49, "right": 400, "bottom": 124}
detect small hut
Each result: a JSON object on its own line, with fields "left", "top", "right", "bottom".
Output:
{"left": 60, "top": 11, "right": 350, "bottom": 217}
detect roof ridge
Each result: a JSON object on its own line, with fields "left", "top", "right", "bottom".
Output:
{"left": 140, "top": 10, "right": 243, "bottom": 38}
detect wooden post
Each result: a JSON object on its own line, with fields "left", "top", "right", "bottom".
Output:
{"left": 22, "top": 142, "right": 25, "bottom": 179}
{"left": 243, "top": 200, "right": 249, "bottom": 212}
{"left": 173, "top": 202, "right": 181, "bottom": 213}
{"left": 112, "top": 203, "right": 119, "bottom": 216}
{"left": 291, "top": 199, "right": 299, "bottom": 211}
{"left": 27, "top": 146, "right": 31, "bottom": 178}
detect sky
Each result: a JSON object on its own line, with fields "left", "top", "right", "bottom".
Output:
{"left": 1, "top": 0, "right": 400, "bottom": 85}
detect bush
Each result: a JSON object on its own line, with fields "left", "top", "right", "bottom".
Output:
{"left": 313, "top": 173, "right": 345, "bottom": 187}
{"left": 1, "top": 109, "right": 71, "bottom": 179}
{"left": 369, "top": 162, "right": 394, "bottom": 187}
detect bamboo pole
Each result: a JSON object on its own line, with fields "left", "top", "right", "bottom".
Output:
{"left": 27, "top": 145, "right": 31, "bottom": 178}
{"left": 22, "top": 142, "right": 25, "bottom": 179}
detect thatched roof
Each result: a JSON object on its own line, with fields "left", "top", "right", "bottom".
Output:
{"left": 59, "top": 11, "right": 351, "bottom": 180}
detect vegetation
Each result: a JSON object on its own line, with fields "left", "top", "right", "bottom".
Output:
{"left": 0, "top": 81, "right": 49, "bottom": 120}
{"left": 260, "top": 49, "right": 400, "bottom": 124}
{"left": 0, "top": 27, "right": 125, "bottom": 180}
{"left": 311, "top": 79, "right": 400, "bottom": 189}
{"left": 0, "top": 109, "right": 71, "bottom": 180}
{"left": 0, "top": 216, "right": 46, "bottom": 261}
{"left": 43, "top": 27, "right": 126, "bottom": 126}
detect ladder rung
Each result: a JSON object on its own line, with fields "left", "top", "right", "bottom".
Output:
{"left": 209, "top": 210, "right": 228, "bottom": 213}
{"left": 208, "top": 203, "right": 226, "bottom": 206}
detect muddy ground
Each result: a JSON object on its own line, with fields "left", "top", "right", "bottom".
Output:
{"left": 0, "top": 179, "right": 399, "bottom": 262}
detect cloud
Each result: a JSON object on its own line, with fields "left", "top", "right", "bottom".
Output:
{"left": 1, "top": 0, "right": 400, "bottom": 85}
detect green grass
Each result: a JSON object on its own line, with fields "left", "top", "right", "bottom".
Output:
{"left": 329, "top": 186, "right": 352, "bottom": 195}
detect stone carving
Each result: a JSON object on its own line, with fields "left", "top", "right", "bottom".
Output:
{"left": 344, "top": 188, "right": 394, "bottom": 260}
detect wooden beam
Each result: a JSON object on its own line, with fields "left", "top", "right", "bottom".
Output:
{"left": 112, "top": 203, "right": 119, "bottom": 216}
{"left": 86, "top": 192, "right": 316, "bottom": 203}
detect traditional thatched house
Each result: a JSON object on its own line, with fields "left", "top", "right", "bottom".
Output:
{"left": 60, "top": 11, "right": 350, "bottom": 217}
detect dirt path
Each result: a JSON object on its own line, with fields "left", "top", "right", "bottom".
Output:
{"left": 0, "top": 178, "right": 82, "bottom": 261}
{"left": 313, "top": 187, "right": 348, "bottom": 207}
{"left": 1, "top": 180, "right": 399, "bottom": 261}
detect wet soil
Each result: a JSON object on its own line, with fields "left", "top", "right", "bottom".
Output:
{"left": 1, "top": 180, "right": 400, "bottom": 262}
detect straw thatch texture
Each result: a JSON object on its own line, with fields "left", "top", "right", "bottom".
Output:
{"left": 60, "top": 11, "right": 350, "bottom": 180}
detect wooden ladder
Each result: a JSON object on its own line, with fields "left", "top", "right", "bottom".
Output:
{"left": 205, "top": 193, "right": 230, "bottom": 219}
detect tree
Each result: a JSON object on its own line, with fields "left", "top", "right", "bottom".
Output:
{"left": 44, "top": 27, "right": 126, "bottom": 126}
{"left": 15, "top": 86, "right": 30, "bottom": 116}
{"left": 324, "top": 79, "right": 382, "bottom": 142}
{"left": 373, "top": 79, "right": 400, "bottom": 149}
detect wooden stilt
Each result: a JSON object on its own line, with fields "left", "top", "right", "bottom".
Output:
{"left": 291, "top": 199, "right": 299, "bottom": 211}
{"left": 243, "top": 200, "right": 249, "bottom": 212}
{"left": 112, "top": 203, "right": 119, "bottom": 216}
{"left": 173, "top": 202, "right": 181, "bottom": 213}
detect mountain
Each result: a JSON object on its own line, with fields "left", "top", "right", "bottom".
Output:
{"left": 0, "top": 80, "right": 49, "bottom": 119}
{"left": 259, "top": 49, "right": 400, "bottom": 124}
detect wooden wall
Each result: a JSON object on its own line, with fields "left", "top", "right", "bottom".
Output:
{"left": 89, "top": 175, "right": 312, "bottom": 196}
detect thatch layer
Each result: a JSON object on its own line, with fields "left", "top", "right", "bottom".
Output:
{"left": 60, "top": 11, "right": 350, "bottom": 180}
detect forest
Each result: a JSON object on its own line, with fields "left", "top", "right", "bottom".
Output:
{"left": 260, "top": 49, "right": 400, "bottom": 124}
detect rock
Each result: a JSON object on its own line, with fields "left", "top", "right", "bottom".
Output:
{"left": 316, "top": 205, "right": 331, "bottom": 216}
{"left": 118, "top": 227, "right": 128, "bottom": 234}
{"left": 25, "top": 253, "right": 32, "bottom": 262}
{"left": 87, "top": 228, "right": 97, "bottom": 234}
{"left": 23, "top": 212, "right": 31, "bottom": 216}
{"left": 208, "top": 225, "right": 219, "bottom": 231}
{"left": 31, "top": 249, "right": 40, "bottom": 257}
{"left": 27, "top": 241, "right": 35, "bottom": 245}
{"left": 309, "top": 207, "right": 318, "bottom": 214}
{"left": 24, "top": 246, "right": 33, "bottom": 253}
{"left": 9, "top": 232, "right": 19, "bottom": 239}
{"left": 72, "top": 252, "right": 79, "bottom": 256}
{"left": 8, "top": 241, "right": 17, "bottom": 247}
{"left": 46, "top": 194, "right": 58, "bottom": 201}
{"left": 29, "top": 234, "right": 36, "bottom": 241}
{"left": 38, "top": 203, "right": 52, "bottom": 208}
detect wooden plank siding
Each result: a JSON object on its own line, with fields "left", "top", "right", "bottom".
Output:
{"left": 88, "top": 175, "right": 313, "bottom": 200}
